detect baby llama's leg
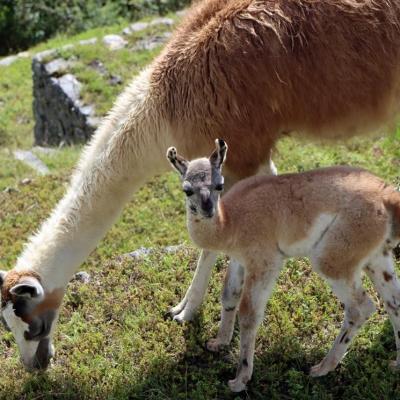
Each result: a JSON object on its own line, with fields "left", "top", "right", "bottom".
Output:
{"left": 310, "top": 274, "right": 375, "bottom": 377}
{"left": 229, "top": 259, "right": 282, "bottom": 392}
{"left": 365, "top": 249, "right": 400, "bottom": 368}
{"left": 207, "top": 160, "right": 278, "bottom": 349}
{"left": 207, "top": 260, "right": 245, "bottom": 351}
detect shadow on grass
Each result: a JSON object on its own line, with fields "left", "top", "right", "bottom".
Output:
{"left": 11, "top": 317, "right": 400, "bottom": 400}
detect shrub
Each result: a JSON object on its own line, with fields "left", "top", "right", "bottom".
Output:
{"left": 0, "top": 0, "right": 189, "bottom": 56}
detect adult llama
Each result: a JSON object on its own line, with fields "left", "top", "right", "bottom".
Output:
{"left": 1, "top": 0, "right": 400, "bottom": 370}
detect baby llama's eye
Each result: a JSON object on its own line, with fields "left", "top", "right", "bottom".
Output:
{"left": 183, "top": 188, "right": 194, "bottom": 197}
{"left": 215, "top": 183, "right": 224, "bottom": 191}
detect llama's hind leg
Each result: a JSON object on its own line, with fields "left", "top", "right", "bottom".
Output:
{"left": 365, "top": 252, "right": 400, "bottom": 368}
{"left": 310, "top": 276, "right": 375, "bottom": 377}
{"left": 207, "top": 260, "right": 244, "bottom": 352}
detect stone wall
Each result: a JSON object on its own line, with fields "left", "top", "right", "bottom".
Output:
{"left": 30, "top": 15, "right": 177, "bottom": 146}
{"left": 33, "top": 55, "right": 99, "bottom": 146}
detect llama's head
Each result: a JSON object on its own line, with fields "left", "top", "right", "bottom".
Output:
{"left": 0, "top": 269, "right": 62, "bottom": 370}
{"left": 167, "top": 139, "right": 228, "bottom": 218}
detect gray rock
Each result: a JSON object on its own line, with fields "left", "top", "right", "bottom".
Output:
{"left": 88, "top": 59, "right": 108, "bottom": 76}
{"left": 79, "top": 104, "right": 96, "bottom": 116}
{"left": 78, "top": 38, "right": 98, "bottom": 46}
{"left": 20, "top": 178, "right": 32, "bottom": 185}
{"left": 0, "top": 55, "right": 18, "bottom": 66}
{"left": 13, "top": 150, "right": 50, "bottom": 175}
{"left": 103, "top": 34, "right": 128, "bottom": 50}
{"left": 126, "top": 247, "right": 153, "bottom": 259}
{"left": 33, "top": 49, "right": 57, "bottom": 62}
{"left": 45, "top": 58, "right": 70, "bottom": 76}
{"left": 165, "top": 245, "right": 185, "bottom": 253}
{"left": 61, "top": 44, "right": 74, "bottom": 51}
{"left": 32, "top": 146, "right": 58, "bottom": 156}
{"left": 72, "top": 271, "right": 91, "bottom": 284}
{"left": 57, "top": 74, "right": 82, "bottom": 102}
{"left": 109, "top": 74, "right": 123, "bottom": 86}
{"left": 149, "top": 17, "right": 174, "bottom": 27}
{"left": 123, "top": 244, "right": 186, "bottom": 260}
{"left": 17, "top": 51, "right": 30, "bottom": 59}
{"left": 132, "top": 32, "right": 172, "bottom": 51}
{"left": 123, "top": 21, "right": 150, "bottom": 35}
{"left": 3, "top": 187, "right": 19, "bottom": 194}
{"left": 33, "top": 56, "right": 99, "bottom": 145}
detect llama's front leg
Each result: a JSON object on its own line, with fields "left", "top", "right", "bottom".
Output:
{"left": 207, "top": 259, "right": 244, "bottom": 351}
{"left": 169, "top": 250, "right": 217, "bottom": 322}
{"left": 310, "top": 278, "right": 375, "bottom": 377}
{"left": 228, "top": 264, "right": 281, "bottom": 392}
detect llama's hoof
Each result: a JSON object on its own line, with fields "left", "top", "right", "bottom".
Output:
{"left": 168, "top": 300, "right": 187, "bottom": 317}
{"left": 172, "top": 308, "right": 195, "bottom": 323}
{"left": 389, "top": 360, "right": 400, "bottom": 370}
{"left": 228, "top": 378, "right": 247, "bottom": 392}
{"left": 309, "top": 360, "right": 332, "bottom": 377}
{"left": 206, "top": 338, "right": 226, "bottom": 352}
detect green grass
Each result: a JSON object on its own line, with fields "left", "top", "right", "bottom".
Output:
{"left": 1, "top": 14, "right": 400, "bottom": 400}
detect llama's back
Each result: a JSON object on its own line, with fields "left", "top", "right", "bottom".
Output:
{"left": 151, "top": 0, "right": 400, "bottom": 176}
{"left": 220, "top": 166, "right": 397, "bottom": 247}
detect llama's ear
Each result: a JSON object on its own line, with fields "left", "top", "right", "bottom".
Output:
{"left": 10, "top": 276, "right": 44, "bottom": 300}
{"left": 210, "top": 139, "right": 228, "bottom": 170}
{"left": 0, "top": 271, "right": 7, "bottom": 287}
{"left": 167, "top": 147, "right": 188, "bottom": 177}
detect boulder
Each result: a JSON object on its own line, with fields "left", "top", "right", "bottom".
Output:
{"left": 32, "top": 56, "right": 99, "bottom": 146}
{"left": 103, "top": 34, "right": 128, "bottom": 51}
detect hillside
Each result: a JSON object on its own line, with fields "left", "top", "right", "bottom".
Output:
{"left": 1, "top": 12, "right": 400, "bottom": 399}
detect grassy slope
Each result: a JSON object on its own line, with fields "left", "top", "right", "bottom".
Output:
{"left": 1, "top": 16, "right": 400, "bottom": 400}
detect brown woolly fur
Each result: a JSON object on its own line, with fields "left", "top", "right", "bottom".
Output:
{"left": 1, "top": 270, "right": 41, "bottom": 307}
{"left": 153, "top": 0, "right": 400, "bottom": 177}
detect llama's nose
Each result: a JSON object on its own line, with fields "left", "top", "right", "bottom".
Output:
{"left": 200, "top": 190, "right": 213, "bottom": 216}
{"left": 202, "top": 198, "right": 213, "bottom": 213}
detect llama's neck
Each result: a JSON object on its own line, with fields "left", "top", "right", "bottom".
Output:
{"left": 186, "top": 201, "right": 230, "bottom": 252}
{"left": 15, "top": 67, "right": 170, "bottom": 291}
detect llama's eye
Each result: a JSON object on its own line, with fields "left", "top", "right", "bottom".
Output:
{"left": 215, "top": 183, "right": 224, "bottom": 191}
{"left": 183, "top": 188, "right": 194, "bottom": 197}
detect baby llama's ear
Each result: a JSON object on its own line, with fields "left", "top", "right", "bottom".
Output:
{"left": 166, "top": 147, "right": 189, "bottom": 177}
{"left": 210, "top": 139, "right": 228, "bottom": 170}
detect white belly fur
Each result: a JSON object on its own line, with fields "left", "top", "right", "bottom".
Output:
{"left": 280, "top": 213, "right": 337, "bottom": 257}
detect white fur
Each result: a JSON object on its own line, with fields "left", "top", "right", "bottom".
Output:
{"left": 169, "top": 250, "right": 217, "bottom": 322}
{"left": 4, "top": 67, "right": 174, "bottom": 369}
{"left": 15, "top": 68, "right": 171, "bottom": 291}
{"left": 280, "top": 213, "right": 337, "bottom": 257}
{"left": 3, "top": 303, "right": 39, "bottom": 366}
